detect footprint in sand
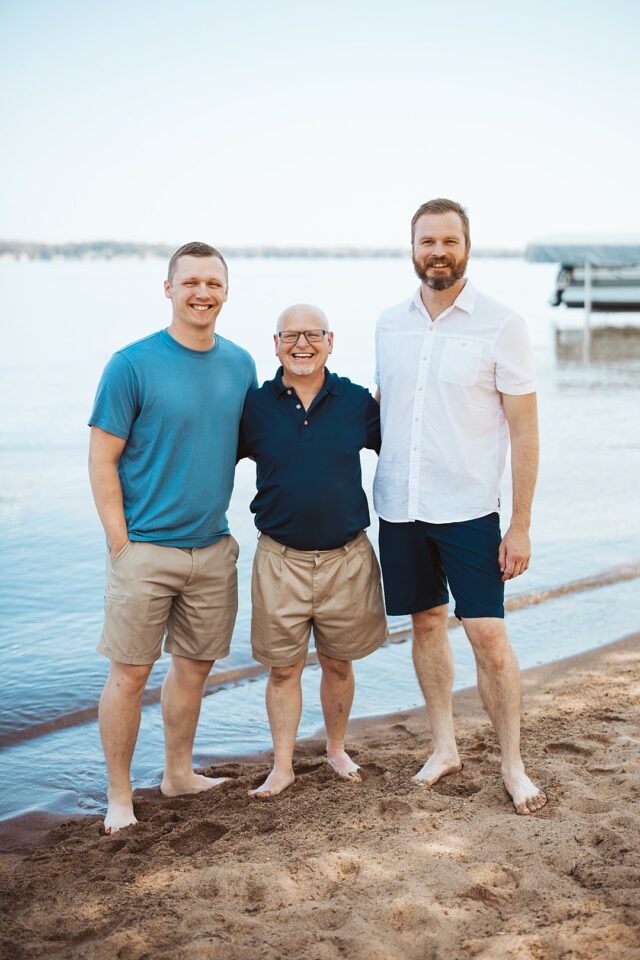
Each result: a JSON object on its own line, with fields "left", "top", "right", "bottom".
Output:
{"left": 433, "top": 779, "right": 482, "bottom": 798}
{"left": 358, "top": 762, "right": 385, "bottom": 779}
{"left": 565, "top": 795, "right": 614, "bottom": 814}
{"left": 585, "top": 827, "right": 633, "bottom": 860}
{"left": 584, "top": 732, "right": 615, "bottom": 745}
{"left": 390, "top": 723, "right": 416, "bottom": 737}
{"left": 377, "top": 798, "right": 414, "bottom": 818}
{"left": 545, "top": 741, "right": 594, "bottom": 757}
{"left": 461, "top": 863, "right": 520, "bottom": 908}
{"left": 169, "top": 821, "right": 229, "bottom": 854}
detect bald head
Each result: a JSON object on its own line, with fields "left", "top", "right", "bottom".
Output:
{"left": 276, "top": 303, "right": 330, "bottom": 332}
{"left": 274, "top": 302, "right": 334, "bottom": 378}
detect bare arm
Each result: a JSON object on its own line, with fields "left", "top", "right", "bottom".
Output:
{"left": 499, "top": 392, "right": 539, "bottom": 581}
{"left": 375, "top": 386, "right": 380, "bottom": 404}
{"left": 88, "top": 425, "right": 128, "bottom": 556}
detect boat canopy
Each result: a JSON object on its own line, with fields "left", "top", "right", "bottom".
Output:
{"left": 525, "top": 237, "right": 640, "bottom": 267}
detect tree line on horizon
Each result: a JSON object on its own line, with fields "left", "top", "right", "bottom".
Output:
{"left": 0, "top": 240, "right": 523, "bottom": 261}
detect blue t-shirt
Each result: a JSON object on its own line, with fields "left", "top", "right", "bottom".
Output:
{"left": 89, "top": 329, "right": 257, "bottom": 547}
{"left": 239, "top": 368, "right": 380, "bottom": 550}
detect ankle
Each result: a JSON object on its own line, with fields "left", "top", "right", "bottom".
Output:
{"left": 162, "top": 765, "right": 194, "bottom": 784}
{"left": 501, "top": 758, "right": 525, "bottom": 778}
{"left": 271, "top": 758, "right": 294, "bottom": 775}
{"left": 107, "top": 784, "right": 133, "bottom": 804}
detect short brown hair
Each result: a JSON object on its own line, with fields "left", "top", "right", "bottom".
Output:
{"left": 167, "top": 242, "right": 228, "bottom": 283}
{"left": 410, "top": 199, "right": 471, "bottom": 249}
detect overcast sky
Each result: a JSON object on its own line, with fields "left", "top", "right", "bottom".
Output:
{"left": 2, "top": 0, "right": 639, "bottom": 249}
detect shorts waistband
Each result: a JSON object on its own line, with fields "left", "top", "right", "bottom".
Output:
{"left": 257, "top": 530, "right": 366, "bottom": 561}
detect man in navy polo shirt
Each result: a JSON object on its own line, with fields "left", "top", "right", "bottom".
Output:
{"left": 239, "top": 304, "right": 387, "bottom": 798}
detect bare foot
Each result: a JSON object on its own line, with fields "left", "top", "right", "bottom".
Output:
{"left": 327, "top": 750, "right": 361, "bottom": 782}
{"left": 104, "top": 792, "right": 137, "bottom": 835}
{"left": 248, "top": 768, "right": 295, "bottom": 799}
{"left": 503, "top": 766, "right": 547, "bottom": 815}
{"left": 412, "top": 752, "right": 463, "bottom": 787}
{"left": 160, "top": 772, "right": 229, "bottom": 798}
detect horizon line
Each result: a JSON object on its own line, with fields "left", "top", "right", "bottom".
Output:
{"left": 0, "top": 240, "right": 524, "bottom": 260}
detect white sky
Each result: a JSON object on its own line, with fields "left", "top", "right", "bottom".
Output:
{"left": 1, "top": 0, "right": 639, "bottom": 248}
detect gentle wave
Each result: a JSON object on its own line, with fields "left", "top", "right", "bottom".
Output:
{"left": 1, "top": 559, "right": 637, "bottom": 750}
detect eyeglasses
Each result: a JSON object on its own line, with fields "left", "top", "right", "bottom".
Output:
{"left": 277, "top": 330, "right": 329, "bottom": 344}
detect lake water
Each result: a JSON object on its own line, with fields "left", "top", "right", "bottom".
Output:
{"left": 1, "top": 255, "right": 639, "bottom": 821}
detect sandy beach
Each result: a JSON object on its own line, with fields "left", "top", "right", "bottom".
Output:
{"left": 1, "top": 632, "right": 638, "bottom": 960}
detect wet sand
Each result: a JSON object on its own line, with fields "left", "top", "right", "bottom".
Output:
{"left": 1, "top": 632, "right": 639, "bottom": 960}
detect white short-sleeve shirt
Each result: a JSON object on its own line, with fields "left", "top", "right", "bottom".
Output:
{"left": 373, "top": 281, "right": 536, "bottom": 524}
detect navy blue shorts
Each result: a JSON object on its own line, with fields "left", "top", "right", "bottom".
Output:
{"left": 378, "top": 513, "right": 504, "bottom": 619}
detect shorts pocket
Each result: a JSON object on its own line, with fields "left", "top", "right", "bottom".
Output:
{"left": 110, "top": 539, "right": 134, "bottom": 566}
{"left": 228, "top": 535, "right": 240, "bottom": 561}
{"left": 251, "top": 546, "right": 282, "bottom": 610}
{"left": 439, "top": 339, "right": 484, "bottom": 385}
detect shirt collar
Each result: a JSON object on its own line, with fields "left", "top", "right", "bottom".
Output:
{"left": 412, "top": 278, "right": 477, "bottom": 318}
{"left": 270, "top": 367, "right": 341, "bottom": 397}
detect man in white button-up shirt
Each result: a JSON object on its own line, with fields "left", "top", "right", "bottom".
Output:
{"left": 374, "top": 198, "right": 546, "bottom": 815}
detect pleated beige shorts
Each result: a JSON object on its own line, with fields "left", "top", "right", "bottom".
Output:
{"left": 250, "top": 531, "right": 388, "bottom": 667}
{"left": 97, "top": 537, "right": 239, "bottom": 665}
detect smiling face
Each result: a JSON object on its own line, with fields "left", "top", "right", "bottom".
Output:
{"left": 274, "top": 304, "right": 333, "bottom": 380}
{"left": 164, "top": 254, "right": 228, "bottom": 331}
{"left": 412, "top": 211, "right": 470, "bottom": 291}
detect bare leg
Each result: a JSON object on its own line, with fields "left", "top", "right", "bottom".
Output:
{"left": 411, "top": 605, "right": 463, "bottom": 785}
{"left": 249, "top": 658, "right": 305, "bottom": 798}
{"left": 99, "top": 660, "right": 154, "bottom": 833}
{"left": 463, "top": 617, "right": 547, "bottom": 815}
{"left": 318, "top": 653, "right": 360, "bottom": 781}
{"left": 160, "top": 654, "right": 227, "bottom": 796}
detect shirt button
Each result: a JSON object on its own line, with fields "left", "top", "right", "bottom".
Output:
{"left": 296, "top": 404, "right": 301, "bottom": 409}
{"left": 304, "top": 420, "right": 308, "bottom": 426}
{"left": 287, "top": 389, "right": 292, "bottom": 395}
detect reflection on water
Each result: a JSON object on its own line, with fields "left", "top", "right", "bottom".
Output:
{"left": 1, "top": 256, "right": 639, "bottom": 819}
{"left": 556, "top": 325, "right": 640, "bottom": 363}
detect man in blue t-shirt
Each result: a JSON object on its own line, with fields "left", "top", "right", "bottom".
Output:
{"left": 88, "top": 242, "right": 257, "bottom": 834}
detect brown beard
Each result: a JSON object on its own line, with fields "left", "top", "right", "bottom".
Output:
{"left": 412, "top": 251, "right": 469, "bottom": 290}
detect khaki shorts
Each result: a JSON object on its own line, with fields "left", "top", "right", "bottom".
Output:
{"left": 97, "top": 537, "right": 239, "bottom": 665}
{"left": 251, "top": 531, "right": 388, "bottom": 667}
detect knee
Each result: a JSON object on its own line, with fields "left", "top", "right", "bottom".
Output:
{"left": 466, "top": 621, "right": 508, "bottom": 669}
{"left": 109, "top": 662, "right": 152, "bottom": 697}
{"left": 169, "top": 656, "right": 213, "bottom": 688}
{"left": 412, "top": 604, "right": 448, "bottom": 642}
{"left": 319, "top": 655, "right": 352, "bottom": 681}
{"left": 269, "top": 663, "right": 303, "bottom": 687}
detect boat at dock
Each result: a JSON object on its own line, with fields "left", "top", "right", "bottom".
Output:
{"left": 525, "top": 237, "right": 640, "bottom": 360}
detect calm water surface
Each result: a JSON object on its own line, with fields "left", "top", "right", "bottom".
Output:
{"left": 1, "top": 256, "right": 638, "bottom": 819}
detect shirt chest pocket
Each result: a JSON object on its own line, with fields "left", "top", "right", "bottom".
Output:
{"left": 438, "top": 338, "right": 485, "bottom": 386}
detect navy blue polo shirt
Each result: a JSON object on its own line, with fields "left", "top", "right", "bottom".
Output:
{"left": 239, "top": 368, "right": 380, "bottom": 550}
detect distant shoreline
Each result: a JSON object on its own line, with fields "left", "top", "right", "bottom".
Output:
{"left": 0, "top": 241, "right": 523, "bottom": 261}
